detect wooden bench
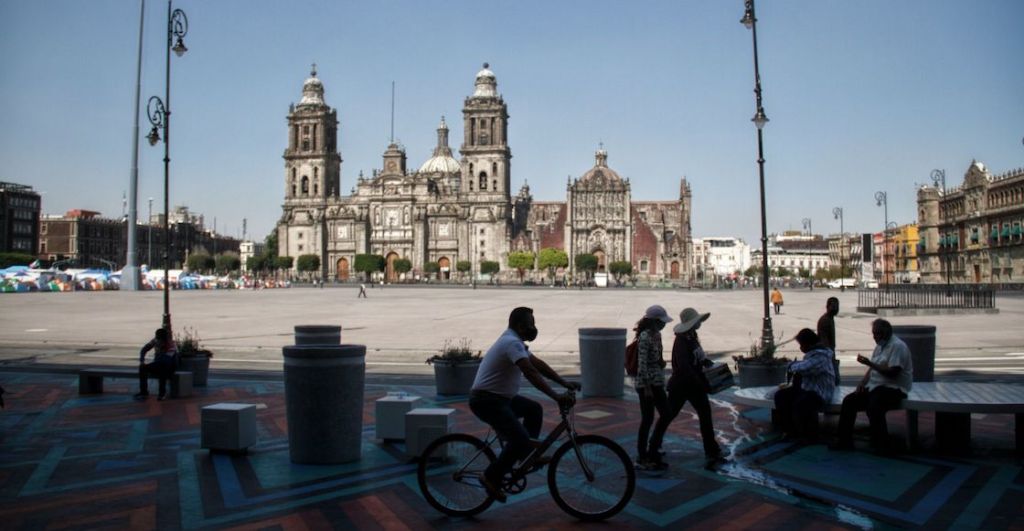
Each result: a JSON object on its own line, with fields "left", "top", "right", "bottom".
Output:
{"left": 728, "top": 382, "right": 1024, "bottom": 453}
{"left": 78, "top": 368, "right": 193, "bottom": 398}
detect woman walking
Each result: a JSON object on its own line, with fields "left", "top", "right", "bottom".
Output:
{"left": 633, "top": 305, "right": 673, "bottom": 470}
{"left": 648, "top": 307, "right": 724, "bottom": 467}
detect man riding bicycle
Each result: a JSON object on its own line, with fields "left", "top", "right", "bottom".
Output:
{"left": 469, "top": 307, "right": 579, "bottom": 503}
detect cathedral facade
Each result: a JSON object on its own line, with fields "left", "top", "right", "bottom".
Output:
{"left": 278, "top": 64, "right": 692, "bottom": 284}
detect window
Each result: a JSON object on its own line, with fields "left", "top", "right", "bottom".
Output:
{"left": 313, "top": 182, "right": 318, "bottom": 195}
{"left": 480, "top": 229, "right": 485, "bottom": 235}
{"left": 479, "top": 172, "right": 488, "bottom": 190}
{"left": 480, "top": 240, "right": 485, "bottom": 248}
{"left": 301, "top": 176, "right": 309, "bottom": 195}
{"left": 640, "top": 260, "right": 649, "bottom": 272}
{"left": 298, "top": 245, "right": 304, "bottom": 252}
{"left": 298, "top": 233, "right": 303, "bottom": 239}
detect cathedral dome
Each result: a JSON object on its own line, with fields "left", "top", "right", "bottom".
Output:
{"left": 299, "top": 64, "right": 325, "bottom": 106}
{"left": 577, "top": 148, "right": 627, "bottom": 190}
{"left": 418, "top": 116, "right": 461, "bottom": 174}
{"left": 473, "top": 62, "right": 498, "bottom": 98}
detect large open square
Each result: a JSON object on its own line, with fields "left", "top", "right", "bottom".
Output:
{"left": 1, "top": 286, "right": 1022, "bottom": 379}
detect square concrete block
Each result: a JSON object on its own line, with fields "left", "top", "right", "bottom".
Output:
{"left": 375, "top": 394, "right": 422, "bottom": 440}
{"left": 405, "top": 407, "right": 455, "bottom": 457}
{"left": 202, "top": 403, "right": 257, "bottom": 452}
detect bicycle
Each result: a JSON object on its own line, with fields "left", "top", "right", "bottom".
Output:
{"left": 416, "top": 390, "right": 635, "bottom": 521}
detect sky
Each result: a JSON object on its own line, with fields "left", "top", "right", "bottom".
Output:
{"left": 1, "top": 0, "right": 1022, "bottom": 245}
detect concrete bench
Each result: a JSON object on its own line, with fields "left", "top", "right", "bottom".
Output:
{"left": 78, "top": 368, "right": 193, "bottom": 398}
{"left": 728, "top": 382, "right": 1024, "bottom": 453}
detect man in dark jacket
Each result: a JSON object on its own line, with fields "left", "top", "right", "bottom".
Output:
{"left": 816, "top": 297, "right": 839, "bottom": 350}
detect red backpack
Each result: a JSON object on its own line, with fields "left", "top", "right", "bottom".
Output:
{"left": 624, "top": 338, "right": 640, "bottom": 376}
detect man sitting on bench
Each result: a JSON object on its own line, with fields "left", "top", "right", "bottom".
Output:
{"left": 832, "top": 319, "right": 913, "bottom": 453}
{"left": 134, "top": 327, "right": 178, "bottom": 401}
{"left": 775, "top": 329, "right": 835, "bottom": 441}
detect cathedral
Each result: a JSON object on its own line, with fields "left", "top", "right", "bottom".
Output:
{"left": 278, "top": 64, "right": 693, "bottom": 284}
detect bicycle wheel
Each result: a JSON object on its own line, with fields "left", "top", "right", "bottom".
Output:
{"left": 417, "top": 433, "right": 497, "bottom": 517}
{"left": 547, "top": 434, "right": 635, "bottom": 521}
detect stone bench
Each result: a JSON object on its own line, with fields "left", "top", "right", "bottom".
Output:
{"left": 201, "top": 403, "right": 258, "bottom": 453}
{"left": 727, "top": 382, "right": 1024, "bottom": 453}
{"left": 78, "top": 368, "right": 193, "bottom": 398}
{"left": 405, "top": 407, "right": 455, "bottom": 457}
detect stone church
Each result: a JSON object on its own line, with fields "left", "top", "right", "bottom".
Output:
{"left": 278, "top": 64, "right": 692, "bottom": 283}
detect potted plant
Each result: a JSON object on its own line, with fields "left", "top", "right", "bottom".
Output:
{"left": 426, "top": 338, "right": 482, "bottom": 396}
{"left": 733, "top": 334, "right": 790, "bottom": 388}
{"left": 175, "top": 327, "right": 213, "bottom": 386}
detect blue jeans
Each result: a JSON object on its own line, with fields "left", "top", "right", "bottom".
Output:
{"left": 469, "top": 391, "right": 542, "bottom": 483}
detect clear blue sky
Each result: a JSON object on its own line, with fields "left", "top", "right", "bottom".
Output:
{"left": 1, "top": 0, "right": 1022, "bottom": 245}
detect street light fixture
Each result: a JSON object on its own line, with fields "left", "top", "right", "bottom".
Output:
{"left": 931, "top": 168, "right": 952, "bottom": 294}
{"left": 802, "top": 217, "right": 813, "bottom": 290}
{"left": 147, "top": 197, "right": 153, "bottom": 270}
{"left": 887, "top": 221, "right": 899, "bottom": 284}
{"left": 833, "top": 206, "right": 845, "bottom": 291}
{"left": 741, "top": 0, "right": 775, "bottom": 351}
{"left": 146, "top": 1, "right": 188, "bottom": 333}
{"left": 875, "top": 191, "right": 888, "bottom": 286}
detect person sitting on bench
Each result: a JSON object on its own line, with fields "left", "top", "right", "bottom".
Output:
{"left": 775, "top": 329, "right": 835, "bottom": 441}
{"left": 134, "top": 327, "right": 178, "bottom": 401}
{"left": 833, "top": 319, "right": 913, "bottom": 453}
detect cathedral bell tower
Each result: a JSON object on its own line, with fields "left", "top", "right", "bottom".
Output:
{"left": 284, "top": 64, "right": 341, "bottom": 201}
{"left": 460, "top": 63, "right": 511, "bottom": 198}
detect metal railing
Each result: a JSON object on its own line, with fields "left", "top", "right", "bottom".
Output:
{"left": 857, "top": 284, "right": 996, "bottom": 312}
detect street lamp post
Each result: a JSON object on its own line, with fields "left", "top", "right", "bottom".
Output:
{"left": 741, "top": 0, "right": 774, "bottom": 351}
{"left": 931, "top": 168, "right": 951, "bottom": 294}
{"left": 802, "top": 217, "right": 813, "bottom": 290}
{"left": 146, "top": 0, "right": 188, "bottom": 332}
{"left": 833, "top": 206, "right": 845, "bottom": 291}
{"left": 887, "top": 221, "right": 899, "bottom": 283}
{"left": 875, "top": 191, "right": 888, "bottom": 286}
{"left": 124, "top": 0, "right": 147, "bottom": 291}
{"left": 147, "top": 197, "right": 153, "bottom": 269}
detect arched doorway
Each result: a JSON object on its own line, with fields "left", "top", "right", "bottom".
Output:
{"left": 593, "top": 250, "right": 606, "bottom": 272}
{"left": 336, "top": 257, "right": 349, "bottom": 281}
{"left": 385, "top": 252, "right": 399, "bottom": 282}
{"left": 670, "top": 261, "right": 680, "bottom": 280}
{"left": 439, "top": 257, "right": 451, "bottom": 280}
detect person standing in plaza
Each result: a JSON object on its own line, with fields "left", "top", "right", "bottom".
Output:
{"left": 134, "top": 327, "right": 177, "bottom": 401}
{"left": 647, "top": 307, "right": 724, "bottom": 467}
{"left": 832, "top": 318, "right": 913, "bottom": 453}
{"left": 816, "top": 297, "right": 839, "bottom": 350}
{"left": 632, "top": 305, "right": 673, "bottom": 470}
{"left": 469, "top": 307, "right": 579, "bottom": 502}
{"left": 774, "top": 329, "right": 835, "bottom": 441}
{"left": 771, "top": 287, "right": 784, "bottom": 315}
{"left": 358, "top": 283, "right": 367, "bottom": 298}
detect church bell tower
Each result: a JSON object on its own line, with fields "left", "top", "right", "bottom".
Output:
{"left": 284, "top": 64, "right": 341, "bottom": 201}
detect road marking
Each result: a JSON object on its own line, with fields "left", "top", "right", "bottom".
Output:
{"left": 25, "top": 329, "right": 48, "bottom": 332}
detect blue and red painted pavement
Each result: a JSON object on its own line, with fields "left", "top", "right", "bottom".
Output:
{"left": 1, "top": 370, "right": 1021, "bottom": 530}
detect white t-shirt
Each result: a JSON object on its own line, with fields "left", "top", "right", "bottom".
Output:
{"left": 867, "top": 335, "right": 914, "bottom": 394}
{"left": 471, "top": 328, "right": 531, "bottom": 398}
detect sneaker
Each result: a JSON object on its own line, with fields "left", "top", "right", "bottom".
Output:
{"left": 479, "top": 475, "right": 507, "bottom": 503}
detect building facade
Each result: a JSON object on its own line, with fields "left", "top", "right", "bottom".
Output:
{"left": 0, "top": 181, "right": 41, "bottom": 255}
{"left": 278, "top": 65, "right": 692, "bottom": 283}
{"left": 917, "top": 161, "right": 1024, "bottom": 285}
{"left": 691, "top": 237, "right": 750, "bottom": 286}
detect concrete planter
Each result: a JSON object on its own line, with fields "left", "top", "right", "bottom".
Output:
{"left": 178, "top": 353, "right": 211, "bottom": 386}
{"left": 578, "top": 327, "right": 627, "bottom": 397}
{"left": 736, "top": 359, "right": 789, "bottom": 388}
{"left": 431, "top": 358, "right": 481, "bottom": 396}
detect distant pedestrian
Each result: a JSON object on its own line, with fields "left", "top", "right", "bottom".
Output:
{"left": 816, "top": 297, "right": 839, "bottom": 351}
{"left": 358, "top": 283, "right": 367, "bottom": 298}
{"left": 771, "top": 288, "right": 784, "bottom": 315}
{"left": 648, "top": 307, "right": 724, "bottom": 467}
{"left": 134, "top": 327, "right": 177, "bottom": 401}
{"left": 632, "top": 305, "right": 673, "bottom": 470}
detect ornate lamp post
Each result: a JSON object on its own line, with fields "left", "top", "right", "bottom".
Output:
{"left": 146, "top": 1, "right": 188, "bottom": 332}
{"left": 887, "top": 221, "right": 899, "bottom": 283}
{"left": 741, "top": 0, "right": 774, "bottom": 350}
{"left": 833, "top": 206, "right": 845, "bottom": 291}
{"left": 147, "top": 197, "right": 153, "bottom": 269}
{"left": 875, "top": 191, "right": 888, "bottom": 286}
{"left": 802, "top": 217, "right": 813, "bottom": 290}
{"left": 931, "top": 168, "right": 951, "bottom": 293}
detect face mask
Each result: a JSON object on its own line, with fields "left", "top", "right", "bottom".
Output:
{"left": 522, "top": 325, "right": 538, "bottom": 342}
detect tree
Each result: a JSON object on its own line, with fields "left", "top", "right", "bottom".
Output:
{"left": 296, "top": 254, "right": 320, "bottom": 279}
{"left": 775, "top": 266, "right": 792, "bottom": 278}
{"left": 423, "top": 262, "right": 440, "bottom": 279}
{"left": 393, "top": 258, "right": 412, "bottom": 279}
{"left": 215, "top": 252, "right": 241, "bottom": 274}
{"left": 744, "top": 265, "right": 762, "bottom": 278}
{"left": 264, "top": 230, "right": 279, "bottom": 261}
{"left": 186, "top": 253, "right": 214, "bottom": 273}
{"left": 246, "top": 255, "right": 266, "bottom": 273}
{"left": 275, "top": 256, "right": 294, "bottom": 271}
{"left": 574, "top": 254, "right": 598, "bottom": 281}
{"left": 0, "top": 253, "right": 36, "bottom": 268}
{"left": 354, "top": 254, "right": 384, "bottom": 281}
{"left": 480, "top": 260, "right": 500, "bottom": 277}
{"left": 608, "top": 261, "right": 633, "bottom": 285}
{"left": 537, "top": 248, "right": 568, "bottom": 282}
{"left": 507, "top": 251, "right": 535, "bottom": 282}
{"left": 456, "top": 260, "right": 472, "bottom": 282}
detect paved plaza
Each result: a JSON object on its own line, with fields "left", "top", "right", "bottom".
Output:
{"left": 1, "top": 287, "right": 1023, "bottom": 529}
{"left": 1, "top": 286, "right": 1023, "bottom": 379}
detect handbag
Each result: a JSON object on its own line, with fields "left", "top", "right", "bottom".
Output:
{"left": 702, "top": 363, "right": 735, "bottom": 394}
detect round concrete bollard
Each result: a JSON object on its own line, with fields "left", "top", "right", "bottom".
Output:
{"left": 294, "top": 325, "right": 342, "bottom": 346}
{"left": 283, "top": 325, "right": 366, "bottom": 464}
{"left": 578, "top": 328, "right": 627, "bottom": 397}
{"left": 892, "top": 324, "right": 935, "bottom": 382}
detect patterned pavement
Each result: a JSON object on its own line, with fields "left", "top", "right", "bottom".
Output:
{"left": 1, "top": 369, "right": 1022, "bottom": 530}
